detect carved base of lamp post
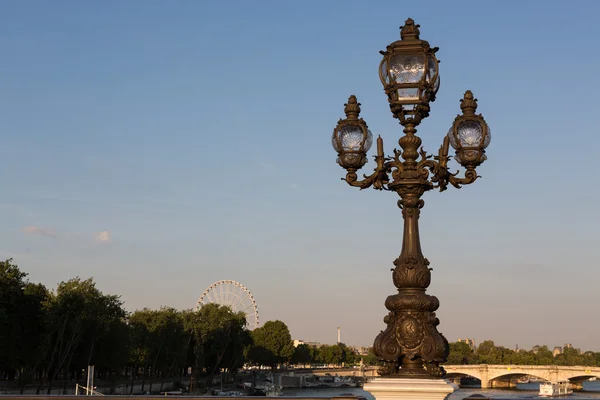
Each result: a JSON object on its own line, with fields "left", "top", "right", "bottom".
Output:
{"left": 364, "top": 378, "right": 457, "bottom": 400}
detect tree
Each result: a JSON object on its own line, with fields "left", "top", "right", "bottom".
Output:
{"left": 510, "top": 350, "right": 537, "bottom": 365}
{"left": 247, "top": 320, "right": 294, "bottom": 369}
{"left": 0, "top": 259, "right": 50, "bottom": 391}
{"left": 291, "top": 344, "right": 312, "bottom": 367}
{"left": 476, "top": 340, "right": 502, "bottom": 364}
{"left": 0, "top": 259, "right": 29, "bottom": 379}
{"left": 321, "top": 344, "right": 344, "bottom": 365}
{"left": 185, "top": 304, "right": 248, "bottom": 391}
{"left": 317, "top": 343, "right": 355, "bottom": 366}
{"left": 534, "top": 346, "right": 554, "bottom": 365}
{"left": 128, "top": 309, "right": 153, "bottom": 393}
{"left": 43, "top": 277, "right": 126, "bottom": 394}
{"left": 16, "top": 282, "right": 50, "bottom": 392}
{"left": 337, "top": 343, "right": 357, "bottom": 365}
{"left": 362, "top": 347, "right": 379, "bottom": 366}
{"left": 447, "top": 342, "right": 477, "bottom": 365}
{"left": 555, "top": 347, "right": 584, "bottom": 366}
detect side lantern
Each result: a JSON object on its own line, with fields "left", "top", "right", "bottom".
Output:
{"left": 447, "top": 90, "right": 491, "bottom": 168}
{"left": 332, "top": 95, "right": 373, "bottom": 170}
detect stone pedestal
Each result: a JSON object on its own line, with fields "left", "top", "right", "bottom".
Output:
{"left": 364, "top": 378, "right": 458, "bottom": 400}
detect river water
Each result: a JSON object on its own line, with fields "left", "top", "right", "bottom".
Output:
{"left": 284, "top": 381, "right": 600, "bottom": 400}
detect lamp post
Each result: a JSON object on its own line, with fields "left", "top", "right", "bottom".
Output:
{"left": 331, "top": 18, "right": 491, "bottom": 384}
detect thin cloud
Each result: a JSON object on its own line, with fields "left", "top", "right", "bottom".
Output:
{"left": 22, "top": 226, "right": 57, "bottom": 238}
{"left": 95, "top": 231, "right": 111, "bottom": 243}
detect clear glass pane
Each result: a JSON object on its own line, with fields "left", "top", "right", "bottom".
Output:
{"left": 447, "top": 127, "right": 458, "bottom": 149}
{"left": 402, "top": 103, "right": 418, "bottom": 115}
{"left": 457, "top": 121, "right": 483, "bottom": 147}
{"left": 380, "top": 59, "right": 389, "bottom": 83}
{"left": 339, "top": 125, "right": 365, "bottom": 152}
{"left": 483, "top": 126, "right": 491, "bottom": 148}
{"left": 388, "top": 54, "right": 425, "bottom": 84}
{"left": 428, "top": 56, "right": 438, "bottom": 83}
{"left": 397, "top": 88, "right": 419, "bottom": 101}
{"left": 331, "top": 131, "right": 340, "bottom": 152}
{"left": 364, "top": 129, "right": 373, "bottom": 152}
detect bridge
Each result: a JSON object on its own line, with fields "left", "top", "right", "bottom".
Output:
{"left": 445, "top": 365, "right": 600, "bottom": 389}
{"left": 293, "top": 365, "right": 600, "bottom": 390}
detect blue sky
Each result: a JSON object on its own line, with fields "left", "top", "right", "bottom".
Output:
{"left": 1, "top": 0, "right": 600, "bottom": 351}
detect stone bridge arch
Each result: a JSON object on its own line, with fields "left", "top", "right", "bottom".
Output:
{"left": 557, "top": 367, "right": 600, "bottom": 385}
{"left": 487, "top": 366, "right": 551, "bottom": 383}
{"left": 446, "top": 365, "right": 551, "bottom": 389}
{"left": 444, "top": 366, "right": 485, "bottom": 383}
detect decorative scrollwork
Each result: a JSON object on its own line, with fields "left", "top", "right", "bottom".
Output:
{"left": 342, "top": 136, "right": 481, "bottom": 193}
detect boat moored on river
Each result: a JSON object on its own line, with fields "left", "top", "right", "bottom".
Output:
{"left": 539, "top": 381, "right": 573, "bottom": 397}
{"left": 303, "top": 375, "right": 358, "bottom": 388}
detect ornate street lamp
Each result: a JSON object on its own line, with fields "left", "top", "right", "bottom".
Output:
{"left": 331, "top": 19, "right": 491, "bottom": 380}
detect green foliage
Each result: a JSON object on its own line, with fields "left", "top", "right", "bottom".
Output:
{"left": 447, "top": 341, "right": 600, "bottom": 367}
{"left": 247, "top": 320, "right": 294, "bottom": 369}
{"left": 475, "top": 340, "right": 502, "bottom": 364}
{"left": 129, "top": 307, "right": 190, "bottom": 380}
{"left": 313, "top": 343, "right": 356, "bottom": 366}
{"left": 0, "top": 259, "right": 251, "bottom": 394}
{"left": 0, "top": 259, "right": 50, "bottom": 384}
{"left": 5, "top": 257, "right": 600, "bottom": 393}
{"left": 361, "top": 347, "right": 379, "bottom": 366}
{"left": 186, "top": 303, "right": 249, "bottom": 383}
{"left": 291, "top": 344, "right": 312, "bottom": 366}
{"left": 447, "top": 341, "right": 476, "bottom": 364}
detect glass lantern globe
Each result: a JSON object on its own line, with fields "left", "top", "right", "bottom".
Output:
{"left": 448, "top": 121, "right": 486, "bottom": 149}
{"left": 331, "top": 95, "right": 373, "bottom": 170}
{"left": 378, "top": 19, "right": 440, "bottom": 122}
{"left": 332, "top": 125, "right": 373, "bottom": 153}
{"left": 332, "top": 125, "right": 373, "bottom": 170}
{"left": 447, "top": 91, "right": 490, "bottom": 168}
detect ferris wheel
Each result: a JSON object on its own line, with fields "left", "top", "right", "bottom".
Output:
{"left": 195, "top": 280, "right": 259, "bottom": 330}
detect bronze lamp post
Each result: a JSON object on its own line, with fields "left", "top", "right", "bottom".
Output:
{"left": 331, "top": 18, "right": 491, "bottom": 379}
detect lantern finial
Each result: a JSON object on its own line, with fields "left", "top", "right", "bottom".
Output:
{"left": 460, "top": 90, "right": 478, "bottom": 116}
{"left": 400, "top": 18, "right": 420, "bottom": 40}
{"left": 344, "top": 95, "right": 361, "bottom": 120}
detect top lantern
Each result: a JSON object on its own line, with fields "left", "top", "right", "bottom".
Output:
{"left": 379, "top": 18, "right": 440, "bottom": 125}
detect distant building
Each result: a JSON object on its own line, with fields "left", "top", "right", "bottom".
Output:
{"left": 561, "top": 343, "right": 581, "bottom": 354}
{"left": 457, "top": 338, "right": 476, "bottom": 351}
{"left": 553, "top": 346, "right": 562, "bottom": 357}
{"left": 532, "top": 345, "right": 542, "bottom": 353}
{"left": 293, "top": 340, "right": 324, "bottom": 348}
{"left": 516, "top": 344, "right": 525, "bottom": 352}
{"left": 350, "top": 346, "right": 370, "bottom": 355}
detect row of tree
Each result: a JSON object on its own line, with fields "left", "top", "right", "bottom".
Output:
{"left": 0, "top": 259, "right": 360, "bottom": 394}
{"left": 290, "top": 343, "right": 359, "bottom": 367}
{"left": 448, "top": 340, "right": 600, "bottom": 366}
